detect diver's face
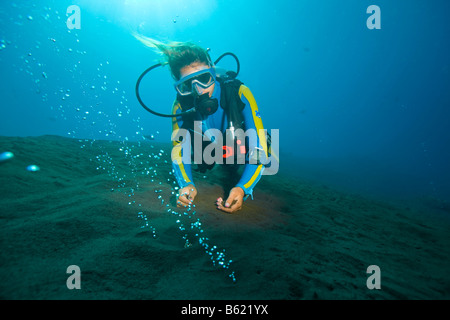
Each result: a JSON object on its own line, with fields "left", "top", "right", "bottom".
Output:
{"left": 179, "top": 62, "right": 215, "bottom": 97}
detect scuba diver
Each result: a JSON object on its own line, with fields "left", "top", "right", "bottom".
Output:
{"left": 135, "top": 36, "right": 278, "bottom": 213}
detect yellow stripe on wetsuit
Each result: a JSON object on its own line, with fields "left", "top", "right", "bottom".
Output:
{"left": 171, "top": 101, "right": 192, "bottom": 184}
{"left": 239, "top": 85, "right": 268, "bottom": 157}
{"left": 238, "top": 85, "right": 267, "bottom": 190}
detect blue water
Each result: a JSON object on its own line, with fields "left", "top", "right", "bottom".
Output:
{"left": 1, "top": 0, "right": 449, "bottom": 203}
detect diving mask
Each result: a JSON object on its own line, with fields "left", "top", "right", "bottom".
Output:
{"left": 174, "top": 67, "right": 216, "bottom": 96}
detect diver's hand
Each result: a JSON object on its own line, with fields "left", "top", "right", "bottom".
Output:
{"left": 177, "top": 185, "right": 197, "bottom": 208}
{"left": 216, "top": 187, "right": 245, "bottom": 213}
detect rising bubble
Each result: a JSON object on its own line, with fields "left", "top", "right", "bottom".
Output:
{"left": 0, "top": 152, "right": 14, "bottom": 162}
{"left": 26, "top": 164, "right": 40, "bottom": 172}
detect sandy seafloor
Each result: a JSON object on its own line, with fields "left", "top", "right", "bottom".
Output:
{"left": 0, "top": 135, "right": 449, "bottom": 300}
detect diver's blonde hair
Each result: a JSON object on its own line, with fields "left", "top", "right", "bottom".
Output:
{"left": 134, "top": 33, "right": 211, "bottom": 80}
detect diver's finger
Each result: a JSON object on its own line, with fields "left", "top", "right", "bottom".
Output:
{"left": 224, "top": 188, "right": 244, "bottom": 208}
{"left": 224, "top": 196, "right": 239, "bottom": 209}
{"left": 216, "top": 203, "right": 232, "bottom": 212}
{"left": 215, "top": 197, "right": 223, "bottom": 206}
{"left": 180, "top": 190, "right": 194, "bottom": 202}
{"left": 217, "top": 200, "right": 241, "bottom": 213}
{"left": 185, "top": 188, "right": 197, "bottom": 201}
{"left": 217, "top": 204, "right": 241, "bottom": 213}
{"left": 177, "top": 195, "right": 192, "bottom": 207}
